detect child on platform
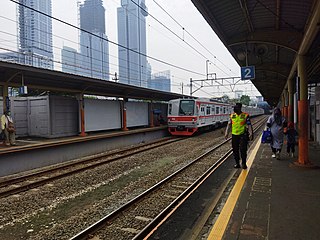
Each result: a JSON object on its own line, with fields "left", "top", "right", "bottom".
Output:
{"left": 285, "top": 122, "right": 298, "bottom": 157}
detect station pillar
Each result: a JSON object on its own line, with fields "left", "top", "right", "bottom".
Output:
{"left": 283, "top": 91, "right": 288, "bottom": 119}
{"left": 121, "top": 101, "right": 128, "bottom": 131}
{"left": 297, "top": 55, "right": 310, "bottom": 165}
{"left": 287, "top": 78, "right": 294, "bottom": 123}
{"left": 78, "top": 94, "right": 87, "bottom": 137}
{"left": 281, "top": 94, "right": 285, "bottom": 118}
{"left": 2, "top": 83, "right": 9, "bottom": 113}
{"left": 149, "top": 101, "right": 154, "bottom": 128}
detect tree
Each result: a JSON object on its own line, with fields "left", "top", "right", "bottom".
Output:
{"left": 240, "top": 95, "right": 250, "bottom": 106}
{"left": 221, "top": 94, "right": 230, "bottom": 103}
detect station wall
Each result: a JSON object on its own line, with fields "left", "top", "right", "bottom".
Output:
{"left": 84, "top": 98, "right": 121, "bottom": 131}
{"left": 5, "top": 96, "right": 79, "bottom": 138}
{"left": 11, "top": 97, "right": 28, "bottom": 136}
{"left": 126, "top": 101, "right": 148, "bottom": 127}
{"left": 1, "top": 96, "right": 168, "bottom": 138}
{"left": 49, "top": 96, "right": 79, "bottom": 137}
{"left": 0, "top": 97, "right": 3, "bottom": 115}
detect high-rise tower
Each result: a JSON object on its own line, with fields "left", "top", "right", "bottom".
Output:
{"left": 18, "top": 0, "right": 53, "bottom": 69}
{"left": 117, "top": 0, "right": 148, "bottom": 87}
{"left": 79, "top": 0, "right": 109, "bottom": 80}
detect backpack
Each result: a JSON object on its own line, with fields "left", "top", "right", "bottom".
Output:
{"left": 6, "top": 117, "right": 15, "bottom": 133}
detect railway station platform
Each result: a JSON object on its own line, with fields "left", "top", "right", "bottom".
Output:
{"left": 0, "top": 126, "right": 168, "bottom": 177}
{"left": 209, "top": 139, "right": 320, "bottom": 240}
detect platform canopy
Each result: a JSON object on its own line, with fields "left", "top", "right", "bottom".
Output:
{"left": 191, "top": 0, "right": 320, "bottom": 106}
{"left": 0, "top": 61, "right": 185, "bottom": 101}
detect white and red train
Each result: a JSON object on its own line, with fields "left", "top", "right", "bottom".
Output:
{"left": 167, "top": 98, "right": 263, "bottom": 136}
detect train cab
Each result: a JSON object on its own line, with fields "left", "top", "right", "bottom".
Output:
{"left": 167, "top": 99, "right": 198, "bottom": 136}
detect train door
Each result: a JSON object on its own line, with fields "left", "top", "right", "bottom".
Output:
{"left": 215, "top": 106, "right": 220, "bottom": 123}
{"left": 206, "top": 105, "right": 211, "bottom": 125}
{"left": 222, "top": 106, "right": 227, "bottom": 122}
{"left": 200, "top": 104, "right": 205, "bottom": 125}
{"left": 211, "top": 105, "right": 216, "bottom": 124}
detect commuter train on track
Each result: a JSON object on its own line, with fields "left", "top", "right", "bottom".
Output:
{"left": 167, "top": 98, "right": 264, "bottom": 136}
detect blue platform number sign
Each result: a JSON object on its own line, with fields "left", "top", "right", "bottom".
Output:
{"left": 241, "top": 66, "right": 255, "bottom": 80}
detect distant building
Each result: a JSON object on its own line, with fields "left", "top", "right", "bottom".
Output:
{"left": 18, "top": 0, "right": 53, "bottom": 69}
{"left": 149, "top": 70, "right": 171, "bottom": 92}
{"left": 79, "top": 0, "right": 109, "bottom": 80}
{"left": 146, "top": 62, "right": 152, "bottom": 87}
{"left": 0, "top": 52, "right": 20, "bottom": 63}
{"left": 235, "top": 90, "right": 243, "bottom": 99}
{"left": 61, "top": 46, "right": 80, "bottom": 75}
{"left": 256, "top": 95, "right": 264, "bottom": 102}
{"left": 117, "top": 0, "right": 148, "bottom": 87}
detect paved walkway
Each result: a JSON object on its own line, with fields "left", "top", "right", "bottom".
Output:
{"left": 223, "top": 142, "right": 320, "bottom": 240}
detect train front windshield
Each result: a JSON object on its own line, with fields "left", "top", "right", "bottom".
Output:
{"left": 179, "top": 100, "right": 195, "bottom": 116}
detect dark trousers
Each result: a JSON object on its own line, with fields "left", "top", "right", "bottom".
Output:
{"left": 287, "top": 143, "right": 295, "bottom": 153}
{"left": 271, "top": 147, "right": 281, "bottom": 154}
{"left": 232, "top": 134, "right": 248, "bottom": 165}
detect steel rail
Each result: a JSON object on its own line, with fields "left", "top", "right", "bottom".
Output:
{"left": 134, "top": 116, "right": 267, "bottom": 239}
{"left": 70, "top": 116, "right": 267, "bottom": 240}
{"left": 0, "top": 137, "right": 182, "bottom": 198}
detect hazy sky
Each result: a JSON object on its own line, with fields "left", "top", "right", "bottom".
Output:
{"left": 0, "top": 0, "right": 261, "bottom": 98}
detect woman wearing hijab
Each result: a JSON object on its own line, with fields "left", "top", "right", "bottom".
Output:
{"left": 266, "top": 108, "right": 287, "bottom": 159}
{"left": 1, "top": 110, "right": 16, "bottom": 146}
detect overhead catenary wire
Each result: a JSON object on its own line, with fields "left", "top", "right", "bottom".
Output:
{"left": 0, "top": 12, "right": 195, "bottom": 89}
{"left": 0, "top": 32, "right": 181, "bottom": 91}
{"left": 152, "top": 0, "right": 237, "bottom": 76}
{"left": 3, "top": 0, "right": 256, "bottom": 97}
{"left": 130, "top": 0, "right": 237, "bottom": 79}
{"left": 9, "top": 0, "right": 205, "bottom": 77}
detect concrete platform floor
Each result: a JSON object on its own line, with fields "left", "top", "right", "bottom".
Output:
{"left": 222, "top": 141, "right": 320, "bottom": 240}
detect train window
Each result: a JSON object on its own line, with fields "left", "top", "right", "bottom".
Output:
{"left": 216, "top": 106, "right": 220, "bottom": 114}
{"left": 223, "top": 107, "right": 226, "bottom": 114}
{"left": 206, "top": 106, "right": 210, "bottom": 115}
{"left": 179, "top": 100, "right": 195, "bottom": 116}
{"left": 168, "top": 104, "right": 172, "bottom": 115}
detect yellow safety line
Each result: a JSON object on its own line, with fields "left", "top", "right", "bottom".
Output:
{"left": 207, "top": 136, "right": 262, "bottom": 240}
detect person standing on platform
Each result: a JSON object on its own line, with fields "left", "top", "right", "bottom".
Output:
{"left": 1, "top": 110, "right": 16, "bottom": 146}
{"left": 267, "top": 107, "right": 287, "bottom": 159}
{"left": 225, "top": 103, "right": 253, "bottom": 169}
{"left": 285, "top": 122, "right": 298, "bottom": 157}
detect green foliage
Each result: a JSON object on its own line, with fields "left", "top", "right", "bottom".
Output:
{"left": 221, "top": 94, "right": 230, "bottom": 102}
{"left": 240, "top": 95, "right": 250, "bottom": 105}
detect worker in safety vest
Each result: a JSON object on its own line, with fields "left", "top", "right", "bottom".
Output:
{"left": 225, "top": 103, "right": 253, "bottom": 169}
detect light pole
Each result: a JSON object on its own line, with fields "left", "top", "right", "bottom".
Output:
{"left": 206, "top": 60, "right": 210, "bottom": 80}
{"left": 180, "top": 82, "right": 184, "bottom": 95}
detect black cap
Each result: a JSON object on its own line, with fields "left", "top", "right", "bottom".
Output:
{"left": 235, "top": 103, "right": 242, "bottom": 108}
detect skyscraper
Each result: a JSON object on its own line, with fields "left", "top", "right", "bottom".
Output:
{"left": 79, "top": 0, "right": 109, "bottom": 80}
{"left": 61, "top": 46, "right": 80, "bottom": 75}
{"left": 18, "top": 0, "right": 53, "bottom": 69}
{"left": 149, "top": 70, "right": 171, "bottom": 92}
{"left": 117, "top": 0, "right": 148, "bottom": 87}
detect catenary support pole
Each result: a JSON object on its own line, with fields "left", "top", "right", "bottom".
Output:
{"left": 79, "top": 94, "right": 87, "bottom": 137}
{"left": 149, "top": 101, "right": 154, "bottom": 128}
{"left": 122, "top": 100, "right": 128, "bottom": 131}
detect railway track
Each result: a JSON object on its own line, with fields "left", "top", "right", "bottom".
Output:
{"left": 70, "top": 116, "right": 267, "bottom": 240}
{"left": 0, "top": 116, "right": 265, "bottom": 199}
{"left": 0, "top": 137, "right": 183, "bottom": 198}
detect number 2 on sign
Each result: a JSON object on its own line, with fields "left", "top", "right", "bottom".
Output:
{"left": 245, "top": 68, "right": 251, "bottom": 78}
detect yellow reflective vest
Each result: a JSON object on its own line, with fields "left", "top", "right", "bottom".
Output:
{"left": 230, "top": 112, "right": 249, "bottom": 135}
